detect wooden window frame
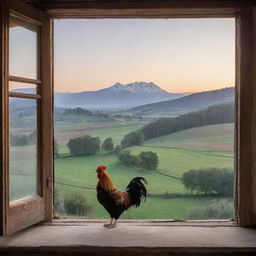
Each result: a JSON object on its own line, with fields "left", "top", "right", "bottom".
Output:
{"left": 49, "top": 6, "right": 256, "bottom": 227}
{"left": 1, "top": 0, "right": 256, "bottom": 236}
{"left": 0, "top": 0, "right": 53, "bottom": 236}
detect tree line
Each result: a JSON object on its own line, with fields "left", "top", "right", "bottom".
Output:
{"left": 115, "top": 148, "right": 159, "bottom": 170}
{"left": 10, "top": 130, "right": 37, "bottom": 146}
{"left": 182, "top": 168, "right": 233, "bottom": 196}
{"left": 65, "top": 134, "right": 158, "bottom": 170}
{"left": 142, "top": 103, "right": 234, "bottom": 140}
{"left": 67, "top": 135, "right": 114, "bottom": 156}
{"left": 118, "top": 103, "right": 234, "bottom": 149}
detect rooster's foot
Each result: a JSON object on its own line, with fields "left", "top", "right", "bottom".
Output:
{"left": 106, "top": 224, "right": 116, "bottom": 229}
{"left": 104, "top": 219, "right": 117, "bottom": 228}
{"left": 104, "top": 218, "right": 114, "bottom": 228}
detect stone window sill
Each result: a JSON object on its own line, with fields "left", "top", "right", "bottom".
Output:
{"left": 0, "top": 220, "right": 255, "bottom": 255}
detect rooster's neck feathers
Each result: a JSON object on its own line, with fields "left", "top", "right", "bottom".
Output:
{"left": 97, "top": 171, "right": 116, "bottom": 191}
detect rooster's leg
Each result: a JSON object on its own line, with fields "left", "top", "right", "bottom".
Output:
{"left": 106, "top": 219, "right": 117, "bottom": 229}
{"left": 104, "top": 218, "right": 114, "bottom": 228}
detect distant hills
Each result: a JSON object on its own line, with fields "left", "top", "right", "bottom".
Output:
{"left": 54, "top": 81, "right": 185, "bottom": 109}
{"left": 130, "top": 87, "right": 234, "bottom": 115}
{"left": 10, "top": 84, "right": 234, "bottom": 116}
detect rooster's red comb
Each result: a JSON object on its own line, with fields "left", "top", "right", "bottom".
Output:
{"left": 97, "top": 165, "right": 106, "bottom": 171}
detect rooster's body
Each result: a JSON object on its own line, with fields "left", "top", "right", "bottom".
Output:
{"left": 96, "top": 166, "right": 147, "bottom": 228}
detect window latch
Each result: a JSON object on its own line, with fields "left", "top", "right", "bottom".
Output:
{"left": 47, "top": 177, "right": 51, "bottom": 188}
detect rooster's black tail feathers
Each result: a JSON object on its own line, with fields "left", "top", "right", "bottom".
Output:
{"left": 126, "top": 177, "right": 148, "bottom": 207}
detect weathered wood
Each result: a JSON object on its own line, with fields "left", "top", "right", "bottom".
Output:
{"left": 236, "top": 8, "right": 254, "bottom": 227}
{"left": 30, "top": 0, "right": 256, "bottom": 12}
{"left": 47, "top": 7, "right": 238, "bottom": 18}
{"left": 40, "top": 14, "right": 53, "bottom": 222}
{"left": 0, "top": 248, "right": 255, "bottom": 256}
{"left": 8, "top": 92, "right": 41, "bottom": 99}
{"left": 0, "top": 0, "right": 8, "bottom": 236}
{"left": 4, "top": 0, "right": 53, "bottom": 236}
{"left": 7, "top": 197, "right": 44, "bottom": 235}
{"left": 250, "top": 7, "right": 256, "bottom": 224}
{"left": 10, "top": 0, "right": 48, "bottom": 25}
{"left": 9, "top": 75, "right": 41, "bottom": 84}
{"left": 0, "top": 225, "right": 256, "bottom": 255}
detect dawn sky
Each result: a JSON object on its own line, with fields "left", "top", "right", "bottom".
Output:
{"left": 54, "top": 18, "right": 235, "bottom": 93}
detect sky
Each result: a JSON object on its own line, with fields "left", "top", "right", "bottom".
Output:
{"left": 53, "top": 18, "right": 235, "bottom": 93}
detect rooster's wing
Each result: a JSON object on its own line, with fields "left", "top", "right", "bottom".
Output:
{"left": 111, "top": 190, "right": 131, "bottom": 209}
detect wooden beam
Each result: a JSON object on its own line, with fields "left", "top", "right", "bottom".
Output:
{"left": 8, "top": 92, "right": 41, "bottom": 99}
{"left": 0, "top": 0, "right": 8, "bottom": 237}
{"left": 250, "top": 7, "right": 256, "bottom": 224}
{"left": 9, "top": 75, "right": 41, "bottom": 84}
{"left": 236, "top": 8, "right": 254, "bottom": 227}
{"left": 41, "top": 15, "right": 53, "bottom": 222}
{"left": 33, "top": 0, "right": 256, "bottom": 11}
{"left": 47, "top": 7, "right": 238, "bottom": 18}
{"left": 24, "top": 0, "right": 256, "bottom": 18}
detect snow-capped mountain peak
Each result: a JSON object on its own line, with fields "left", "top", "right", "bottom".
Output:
{"left": 108, "top": 81, "right": 167, "bottom": 94}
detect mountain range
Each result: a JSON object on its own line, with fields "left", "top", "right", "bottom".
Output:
{"left": 54, "top": 82, "right": 185, "bottom": 109}
{"left": 10, "top": 83, "right": 234, "bottom": 115}
{"left": 130, "top": 87, "right": 234, "bottom": 115}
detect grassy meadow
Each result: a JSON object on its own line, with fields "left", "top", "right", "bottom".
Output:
{"left": 54, "top": 120, "right": 235, "bottom": 220}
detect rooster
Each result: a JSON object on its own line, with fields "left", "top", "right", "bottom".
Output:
{"left": 96, "top": 165, "right": 147, "bottom": 228}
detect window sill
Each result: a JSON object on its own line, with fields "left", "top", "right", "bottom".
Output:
{"left": 0, "top": 220, "right": 255, "bottom": 255}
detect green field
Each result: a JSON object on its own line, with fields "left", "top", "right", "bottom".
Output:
{"left": 55, "top": 119, "right": 147, "bottom": 146}
{"left": 54, "top": 122, "right": 235, "bottom": 220}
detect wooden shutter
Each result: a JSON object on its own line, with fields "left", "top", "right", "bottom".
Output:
{"left": 0, "top": 0, "right": 53, "bottom": 235}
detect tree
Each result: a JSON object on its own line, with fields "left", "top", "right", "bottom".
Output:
{"left": 182, "top": 168, "right": 234, "bottom": 196}
{"left": 118, "top": 150, "right": 141, "bottom": 168}
{"left": 102, "top": 137, "right": 114, "bottom": 152}
{"left": 139, "top": 151, "right": 159, "bottom": 170}
{"left": 27, "top": 130, "right": 37, "bottom": 145}
{"left": 182, "top": 169, "right": 199, "bottom": 195}
{"left": 121, "top": 130, "right": 144, "bottom": 148}
{"left": 142, "top": 103, "right": 234, "bottom": 140}
{"left": 67, "top": 135, "right": 100, "bottom": 156}
{"left": 114, "top": 145, "right": 123, "bottom": 156}
{"left": 10, "top": 134, "right": 29, "bottom": 146}
{"left": 212, "top": 168, "right": 234, "bottom": 196}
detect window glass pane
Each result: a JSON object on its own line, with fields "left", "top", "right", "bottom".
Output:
{"left": 9, "top": 15, "right": 39, "bottom": 79}
{"left": 9, "top": 81, "right": 37, "bottom": 94}
{"left": 9, "top": 98, "right": 38, "bottom": 202}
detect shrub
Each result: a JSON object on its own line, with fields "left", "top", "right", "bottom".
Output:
{"left": 64, "top": 193, "right": 92, "bottom": 216}
{"left": 114, "top": 145, "right": 123, "bottom": 156}
{"left": 67, "top": 135, "right": 100, "bottom": 156}
{"left": 10, "top": 134, "right": 28, "bottom": 146}
{"left": 121, "top": 130, "right": 144, "bottom": 148}
{"left": 139, "top": 151, "right": 159, "bottom": 170}
{"left": 102, "top": 137, "right": 114, "bottom": 152}
{"left": 187, "top": 199, "right": 233, "bottom": 220}
{"left": 118, "top": 150, "right": 141, "bottom": 168}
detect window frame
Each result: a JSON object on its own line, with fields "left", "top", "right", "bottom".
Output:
{"left": 1, "top": 0, "right": 256, "bottom": 236}
{"left": 51, "top": 8, "right": 254, "bottom": 226}
{"left": 0, "top": 0, "right": 53, "bottom": 236}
